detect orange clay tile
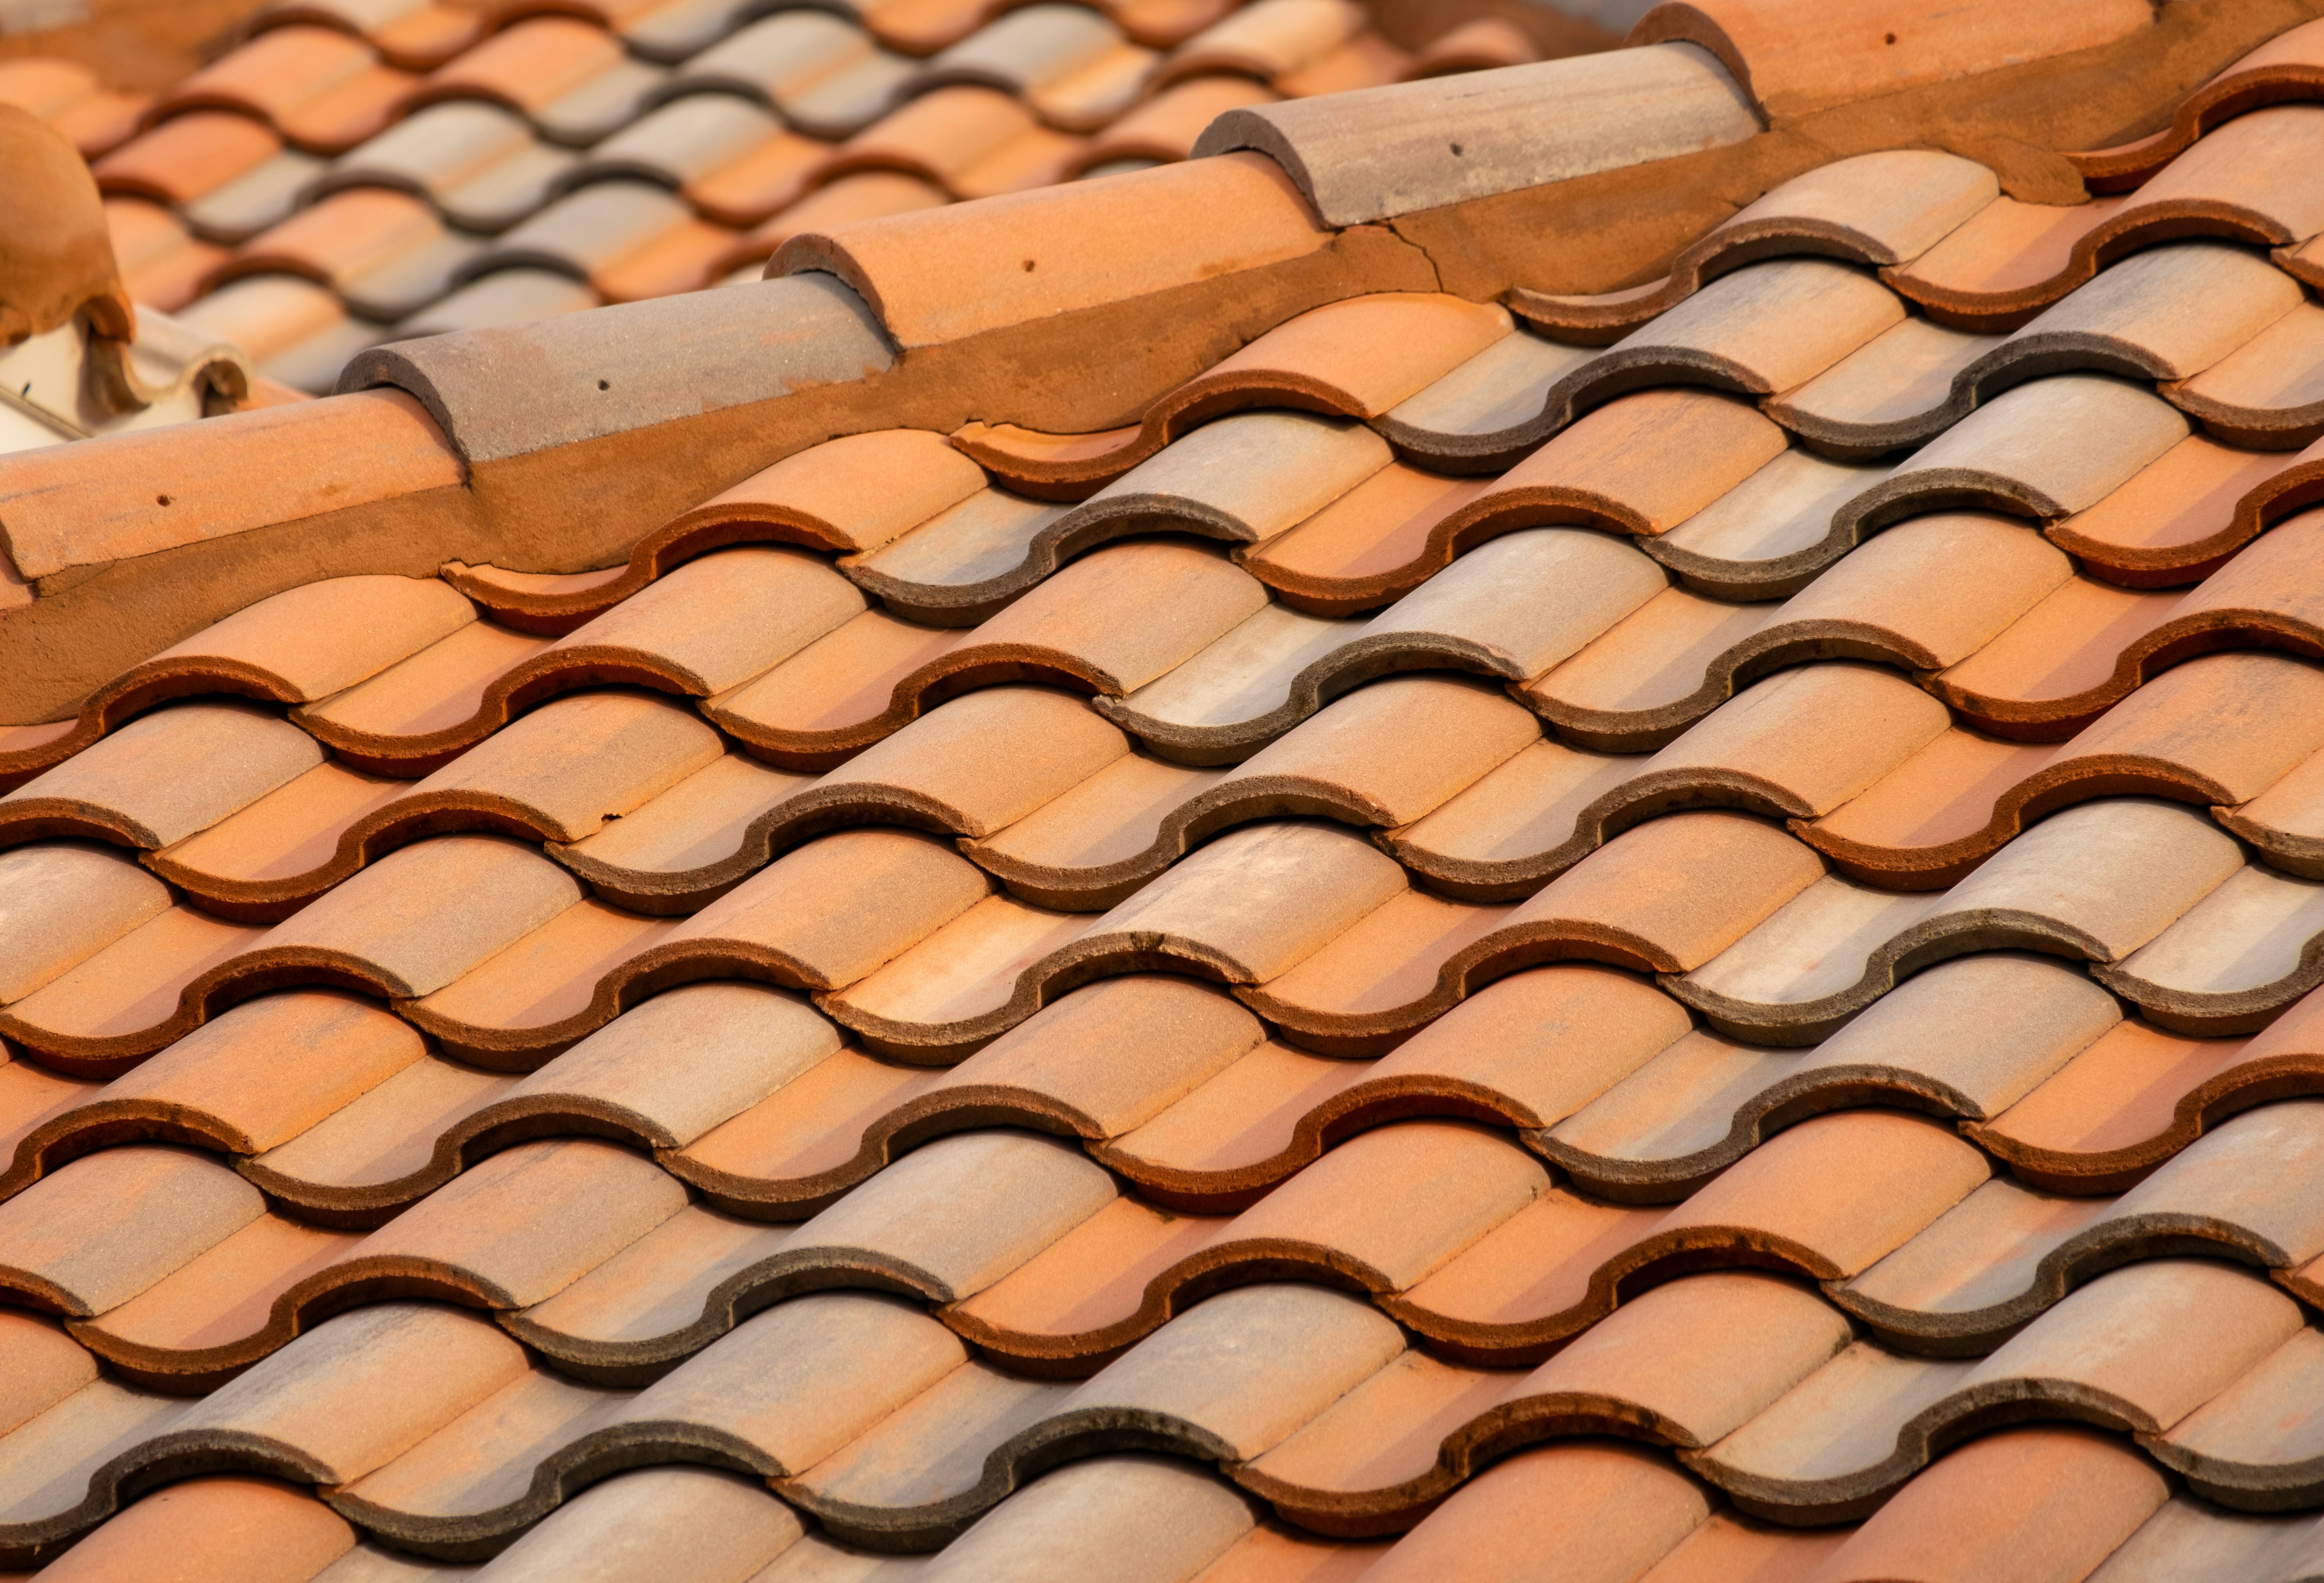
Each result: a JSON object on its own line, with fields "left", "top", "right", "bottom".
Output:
{"left": 0, "top": 1144, "right": 264, "bottom": 1315}
{"left": 1635, "top": 0, "right": 2150, "bottom": 118}
{"left": 669, "top": 975, "right": 1256, "bottom": 1215}
{"left": 75, "top": 1139, "right": 686, "bottom": 1382}
{"left": 942, "top": 1122, "right": 1534, "bottom": 1366}
{"left": 1801, "top": 651, "right": 2324, "bottom": 884}
{"left": 1511, "top": 150, "right": 1995, "bottom": 342}
{"left": 0, "top": 575, "right": 473, "bottom": 789}
{"left": 299, "top": 548, "right": 862, "bottom": 770}
{"left": 207, "top": 186, "right": 450, "bottom": 296}
{"left": 2066, "top": 17, "right": 2324, "bottom": 190}
{"left": 706, "top": 540, "right": 1268, "bottom": 766}
{"left": 0, "top": 700, "right": 323, "bottom": 851}
{"left": 712, "top": 168, "right": 950, "bottom": 275}
{"left": 443, "top": 429, "right": 983, "bottom": 633}
{"left": 154, "top": 27, "right": 417, "bottom": 154}
{"left": 1934, "top": 509, "right": 2324, "bottom": 739}
{"left": 1960, "top": 1012, "right": 2290, "bottom": 1192}
{"left": 1401, "top": 15, "right": 1537, "bottom": 79}
{"left": 1791, "top": 1428, "right": 2166, "bottom": 1582}
{"left": 0, "top": 843, "right": 172, "bottom": 1005}
{"left": 0, "top": 387, "right": 462, "bottom": 582}
{"left": 821, "top": 819, "right": 1405, "bottom": 1058}
{"left": 405, "top": 16, "right": 627, "bottom": 116}
{"left": 1246, "top": 388, "right": 1787, "bottom": 615}
{"left": 1237, "top": 462, "right": 1497, "bottom": 616}
{"left": 2, "top": 835, "right": 579, "bottom": 1070}
{"left": 246, "top": 982, "right": 835, "bottom": 1220}
{"left": 1886, "top": 107, "right": 2324, "bottom": 328}
{"left": 685, "top": 128, "right": 835, "bottom": 228}
{"left": 1516, "top": 513, "right": 2064, "bottom": 749}
{"left": 0, "top": 990, "right": 426, "bottom": 1200}
{"left": 402, "top": 827, "right": 993, "bottom": 1062}
{"left": 824, "top": 84, "right": 1048, "bottom": 193}
{"left": 1832, "top": 1101, "right": 2324, "bottom": 1353}
{"left": 1543, "top": 956, "right": 2117, "bottom": 1202}
{"left": 1337, "top": 1445, "right": 1707, "bottom": 1582}
{"left": 772, "top": 150, "right": 1327, "bottom": 349}
{"left": 32, "top": 1476, "right": 355, "bottom": 1583}
{"left": 1274, "top": 33, "right": 1411, "bottom": 98}
{"left": 1095, "top": 966, "right": 1686, "bottom": 1209}
{"left": 463, "top": 1466, "right": 807, "bottom": 1579}
{"left": 954, "top": 293, "right": 1509, "bottom": 498}
{"left": 971, "top": 672, "right": 1535, "bottom": 908}
{"left": 1159, "top": 0, "right": 1364, "bottom": 86}
{"left": 1243, "top": 810, "right": 1825, "bottom": 1053}
{"left": 556, "top": 684, "right": 1127, "bottom": 909}
{"left": 103, "top": 197, "right": 229, "bottom": 311}
{"left": 91, "top": 112, "right": 284, "bottom": 207}
{"left": 1068, "top": 73, "right": 1276, "bottom": 173}
{"left": 1376, "top": 1111, "right": 1989, "bottom": 1363}
{"left": 2046, "top": 430, "right": 2302, "bottom": 588}
{"left": 154, "top": 688, "right": 723, "bottom": 915}
{"left": 1243, "top": 1272, "right": 1849, "bottom": 1532}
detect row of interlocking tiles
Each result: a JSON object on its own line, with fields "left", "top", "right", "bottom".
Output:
{"left": 20, "top": 20, "right": 2324, "bottom": 1582}
{"left": 0, "top": 0, "right": 1548, "bottom": 394}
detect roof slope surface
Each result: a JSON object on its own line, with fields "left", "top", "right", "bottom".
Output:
{"left": 12, "top": 1, "right": 2324, "bottom": 1579}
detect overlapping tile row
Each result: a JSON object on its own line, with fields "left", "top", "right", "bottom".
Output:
{"left": 24, "top": 16, "right": 2324, "bottom": 1575}
{"left": 10, "top": 846, "right": 2324, "bottom": 1562}
{"left": 1, "top": 0, "right": 1544, "bottom": 395}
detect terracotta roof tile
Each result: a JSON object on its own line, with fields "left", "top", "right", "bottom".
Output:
{"left": 772, "top": 151, "right": 1328, "bottom": 349}
{"left": 1939, "top": 1140, "right": 2317, "bottom": 1346}
{"left": 0, "top": 1141, "right": 261, "bottom": 1319}
{"left": 1683, "top": 798, "right": 2246, "bottom": 1040}
{"left": 1807, "top": 651, "right": 2324, "bottom": 883}
{"left": 1794, "top": 1428, "right": 2166, "bottom": 1581}
{"left": 1190, "top": 44, "right": 1758, "bottom": 227}
{"left": 319, "top": 100, "right": 573, "bottom": 231}
{"left": 93, "top": 113, "right": 286, "bottom": 209}
{"left": 341, "top": 270, "right": 891, "bottom": 466}
{"left": 2146, "top": 1325, "right": 2324, "bottom": 1511}
{"left": 2067, "top": 17, "right": 2324, "bottom": 189}
{"left": 823, "top": 818, "right": 1401, "bottom": 1055}
{"left": 0, "top": 700, "right": 323, "bottom": 849}
{"left": 0, "top": 574, "right": 471, "bottom": 786}
{"left": 0, "top": 385, "right": 461, "bottom": 583}
{"left": 1547, "top": 955, "right": 2116, "bottom": 1200}
{"left": 974, "top": 673, "right": 1534, "bottom": 904}
{"left": 33, "top": 10, "right": 2324, "bottom": 1570}
{"left": 1355, "top": 1442, "right": 1710, "bottom": 1583}
{"left": 1071, "top": 71, "right": 1273, "bottom": 170}
{"left": 668, "top": 12, "right": 915, "bottom": 138}
{"left": 474, "top": 1466, "right": 804, "bottom": 1581}
{"left": 2096, "top": 860, "right": 2324, "bottom": 1034}
{"left": 2, "top": 990, "right": 423, "bottom": 1199}
{"left": 301, "top": 548, "right": 862, "bottom": 768}
{"left": 1247, "top": 809, "right": 1822, "bottom": 1050}
{"left": 709, "top": 541, "right": 1268, "bottom": 760}
{"left": 155, "top": 28, "right": 418, "bottom": 155}
{"left": 103, "top": 197, "right": 229, "bottom": 311}
{"left": 669, "top": 975, "right": 1255, "bottom": 1214}
{"left": 1888, "top": 107, "right": 2324, "bottom": 327}
{"left": 955, "top": 291, "right": 1507, "bottom": 497}
{"left": 914, "top": 1456, "right": 1253, "bottom": 1583}
{"left": 31, "top": 1476, "right": 355, "bottom": 1583}
{"left": 1514, "top": 150, "right": 1997, "bottom": 339}
{"left": 0, "top": 841, "right": 172, "bottom": 1003}
{"left": 1700, "top": 1259, "right": 2293, "bottom": 1517}
{"left": 447, "top": 427, "right": 980, "bottom": 631}
{"left": 1635, "top": 0, "right": 2151, "bottom": 120}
